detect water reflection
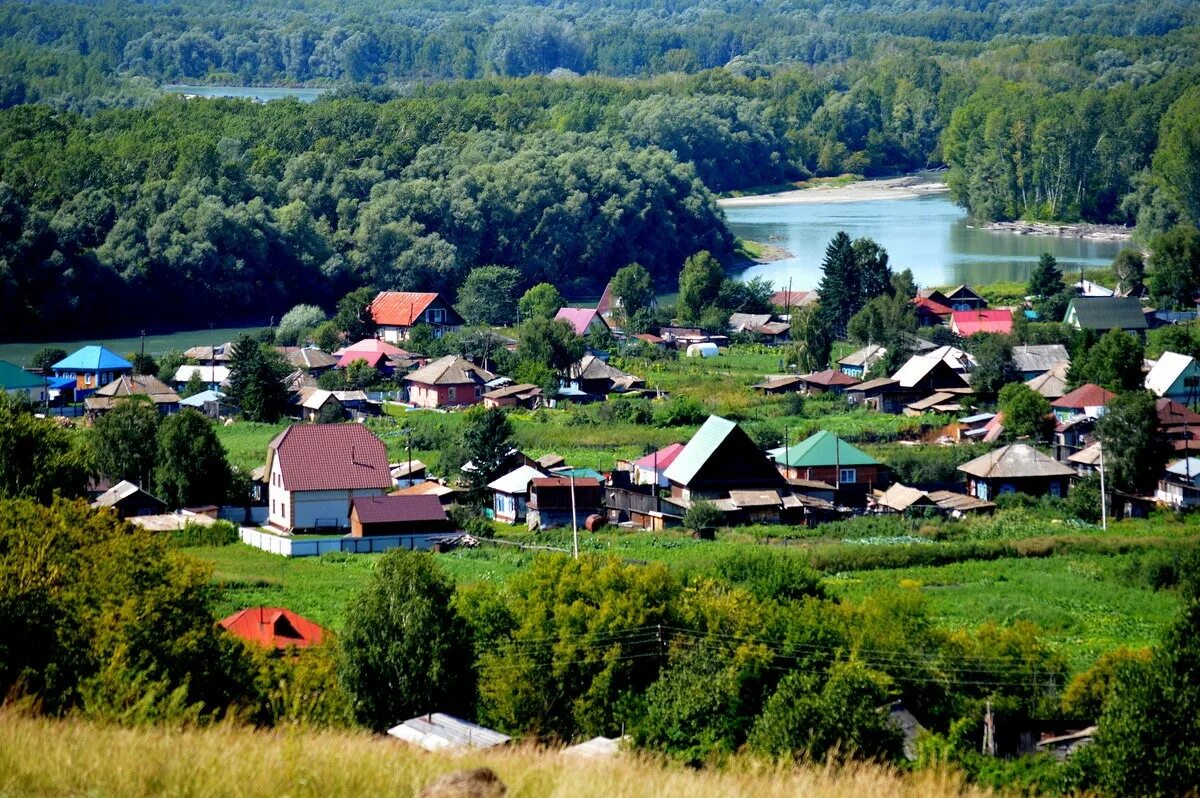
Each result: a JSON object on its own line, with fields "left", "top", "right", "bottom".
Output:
{"left": 725, "top": 195, "right": 1125, "bottom": 289}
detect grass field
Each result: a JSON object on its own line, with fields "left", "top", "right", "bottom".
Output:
{"left": 0, "top": 713, "right": 991, "bottom": 798}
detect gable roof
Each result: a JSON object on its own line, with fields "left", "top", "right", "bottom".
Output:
{"left": 775, "top": 430, "right": 879, "bottom": 468}
{"left": 387, "top": 713, "right": 510, "bottom": 751}
{"left": 1145, "top": 352, "right": 1199, "bottom": 397}
{"left": 951, "top": 309, "right": 1013, "bottom": 336}
{"left": 350, "top": 494, "right": 447, "bottom": 524}
{"left": 219, "top": 607, "right": 326, "bottom": 650}
{"left": 913, "top": 296, "right": 953, "bottom": 316}
{"left": 957, "top": 443, "right": 1074, "bottom": 479}
{"left": 91, "top": 374, "right": 179, "bottom": 404}
{"left": 554, "top": 307, "right": 609, "bottom": 336}
{"left": 91, "top": 480, "right": 166, "bottom": 510}
{"left": 369, "top": 292, "right": 441, "bottom": 327}
{"left": 405, "top": 355, "right": 493, "bottom": 387}
{"left": 1027, "top": 361, "right": 1070, "bottom": 399}
{"left": 267, "top": 424, "right": 392, "bottom": 492}
{"left": 662, "top": 416, "right": 739, "bottom": 486}
{"left": 838, "top": 344, "right": 887, "bottom": 368}
{"left": 179, "top": 389, "right": 225, "bottom": 407}
{"left": 877, "top": 483, "right": 937, "bottom": 512}
{"left": 174, "top": 365, "right": 230, "bottom": 384}
{"left": 483, "top": 383, "right": 541, "bottom": 401}
{"left": 53, "top": 346, "right": 131, "bottom": 372}
{"left": 752, "top": 375, "right": 806, "bottom": 391}
{"left": 729, "top": 313, "right": 773, "bottom": 332}
{"left": 337, "top": 338, "right": 410, "bottom": 357}
{"left": 1012, "top": 344, "right": 1069, "bottom": 374}
{"left": 487, "top": 464, "right": 548, "bottom": 494}
{"left": 0, "top": 360, "right": 45, "bottom": 391}
{"left": 944, "top": 285, "right": 984, "bottom": 302}
{"left": 570, "top": 354, "right": 630, "bottom": 381}
{"left": 1157, "top": 397, "right": 1200, "bottom": 428}
{"left": 1066, "top": 297, "right": 1148, "bottom": 330}
{"left": 799, "top": 369, "right": 860, "bottom": 388}
{"left": 633, "top": 442, "right": 686, "bottom": 470}
{"left": 891, "top": 351, "right": 971, "bottom": 389}
{"left": 771, "top": 289, "right": 817, "bottom": 307}
{"left": 1052, "top": 383, "right": 1116, "bottom": 410}
{"left": 596, "top": 281, "right": 615, "bottom": 316}
{"left": 287, "top": 347, "right": 338, "bottom": 370}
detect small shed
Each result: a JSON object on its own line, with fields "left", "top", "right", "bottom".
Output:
{"left": 90, "top": 480, "right": 167, "bottom": 518}
{"left": 527, "top": 476, "right": 603, "bottom": 530}
{"left": 487, "top": 465, "right": 547, "bottom": 524}
{"left": 348, "top": 494, "right": 454, "bottom": 539}
{"left": 387, "top": 713, "right": 510, "bottom": 752}
{"left": 685, "top": 342, "right": 719, "bottom": 358}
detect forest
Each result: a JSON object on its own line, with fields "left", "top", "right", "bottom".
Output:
{"left": 0, "top": 3, "right": 1198, "bottom": 338}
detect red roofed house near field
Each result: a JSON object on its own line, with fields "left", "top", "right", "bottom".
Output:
{"left": 266, "top": 424, "right": 393, "bottom": 532}
{"left": 913, "top": 296, "right": 953, "bottom": 327}
{"left": 950, "top": 309, "right": 1014, "bottom": 337}
{"left": 370, "top": 291, "right": 464, "bottom": 343}
{"left": 220, "top": 607, "right": 326, "bottom": 651}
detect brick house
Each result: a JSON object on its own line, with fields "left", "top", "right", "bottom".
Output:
{"left": 405, "top": 355, "right": 495, "bottom": 408}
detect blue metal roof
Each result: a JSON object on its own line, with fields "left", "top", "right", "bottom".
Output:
{"left": 180, "top": 389, "right": 226, "bottom": 407}
{"left": 53, "top": 346, "right": 132, "bottom": 372}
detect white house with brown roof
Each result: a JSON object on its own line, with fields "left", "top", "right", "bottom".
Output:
{"left": 370, "top": 291, "right": 464, "bottom": 342}
{"left": 265, "top": 425, "right": 393, "bottom": 532}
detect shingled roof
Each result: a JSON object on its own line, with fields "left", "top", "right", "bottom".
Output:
{"left": 350, "top": 494, "right": 447, "bottom": 524}
{"left": 957, "top": 443, "right": 1074, "bottom": 480}
{"left": 266, "top": 424, "right": 392, "bottom": 492}
{"left": 406, "top": 355, "right": 494, "bottom": 387}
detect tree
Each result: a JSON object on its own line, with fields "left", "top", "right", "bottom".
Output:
{"left": 1152, "top": 86, "right": 1200, "bottom": 227}
{"left": 891, "top": 269, "right": 917, "bottom": 301}
{"left": 1027, "top": 253, "right": 1064, "bottom": 299}
{"left": 91, "top": 396, "right": 160, "bottom": 488}
{"left": 29, "top": 347, "right": 67, "bottom": 376}
{"left": 459, "top": 405, "right": 515, "bottom": 498}
{"left": 816, "top": 232, "right": 859, "bottom": 338}
{"left": 789, "top": 305, "right": 832, "bottom": 373}
{"left": 1084, "top": 558, "right": 1200, "bottom": 796}
{"left": 1061, "top": 647, "right": 1151, "bottom": 721}
{"left": 275, "top": 303, "right": 327, "bottom": 346}
{"left": 338, "top": 551, "right": 473, "bottom": 731}
{"left": 226, "top": 335, "right": 290, "bottom": 423}
{"left": 852, "top": 237, "right": 892, "bottom": 300}
{"left": 127, "top": 352, "right": 157, "bottom": 377}
{"left": 1112, "top": 249, "right": 1145, "bottom": 296}
{"left": 311, "top": 320, "right": 341, "bottom": 353}
{"left": 181, "top": 371, "right": 206, "bottom": 399}
{"left": 609, "top": 263, "right": 655, "bottom": 330}
{"left": 677, "top": 251, "right": 724, "bottom": 324}
{"left": 1069, "top": 329, "right": 1145, "bottom": 391}
{"left": 153, "top": 410, "right": 231, "bottom": 508}
{"left": 847, "top": 294, "right": 915, "bottom": 347}
{"left": 457, "top": 266, "right": 521, "bottom": 326}
{"left": 998, "top": 382, "right": 1052, "bottom": 441}
{"left": 516, "top": 317, "right": 584, "bottom": 374}
{"left": 344, "top": 358, "right": 381, "bottom": 390}
{"left": 333, "top": 287, "right": 377, "bottom": 342}
{"left": 518, "top": 283, "right": 565, "bottom": 321}
{"left": 968, "top": 334, "right": 1017, "bottom": 398}
{"left": 1096, "top": 390, "right": 1164, "bottom": 494}
{"left": 0, "top": 395, "right": 88, "bottom": 502}
{"left": 1149, "top": 225, "right": 1200, "bottom": 311}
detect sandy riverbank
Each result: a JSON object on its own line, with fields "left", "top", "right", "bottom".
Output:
{"left": 718, "top": 176, "right": 949, "bottom": 207}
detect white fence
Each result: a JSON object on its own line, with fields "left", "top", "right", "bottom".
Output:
{"left": 239, "top": 527, "right": 445, "bottom": 558}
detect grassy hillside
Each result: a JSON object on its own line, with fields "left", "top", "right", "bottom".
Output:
{"left": 0, "top": 713, "right": 992, "bottom": 798}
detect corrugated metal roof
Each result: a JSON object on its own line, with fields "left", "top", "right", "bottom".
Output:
{"left": 957, "top": 443, "right": 1075, "bottom": 479}
{"left": 1012, "top": 344, "right": 1069, "bottom": 374}
{"left": 369, "top": 291, "right": 440, "bottom": 327}
{"left": 1066, "top": 297, "right": 1147, "bottom": 330}
{"left": 387, "top": 713, "right": 510, "bottom": 751}
{"left": 179, "top": 389, "right": 225, "bottom": 407}
{"left": 52, "top": 345, "right": 132, "bottom": 372}
{"left": 351, "top": 494, "right": 447, "bottom": 524}
{"left": 268, "top": 424, "right": 393, "bottom": 492}
{"left": 633, "top": 443, "right": 686, "bottom": 470}
{"left": 776, "top": 430, "right": 879, "bottom": 468}
{"left": 487, "top": 465, "right": 547, "bottom": 494}
{"left": 0, "top": 360, "right": 43, "bottom": 391}
{"left": 1145, "top": 352, "right": 1199, "bottom": 397}
{"left": 555, "top": 307, "right": 607, "bottom": 336}
{"left": 1053, "top": 384, "right": 1115, "bottom": 410}
{"left": 877, "top": 483, "right": 934, "bottom": 511}
{"left": 219, "top": 607, "right": 326, "bottom": 650}
{"left": 661, "top": 416, "right": 738, "bottom": 486}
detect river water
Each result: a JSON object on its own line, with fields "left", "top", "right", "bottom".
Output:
{"left": 724, "top": 194, "right": 1126, "bottom": 290}
{"left": 162, "top": 85, "right": 327, "bottom": 103}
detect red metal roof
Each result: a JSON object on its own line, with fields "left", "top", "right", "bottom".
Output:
{"left": 951, "top": 309, "right": 1013, "bottom": 336}
{"left": 1157, "top": 398, "right": 1200, "bottom": 427}
{"left": 219, "top": 607, "right": 326, "bottom": 650}
{"left": 337, "top": 338, "right": 409, "bottom": 357}
{"left": 351, "top": 494, "right": 447, "bottom": 524}
{"left": 269, "top": 425, "right": 393, "bottom": 492}
{"left": 1052, "top": 384, "right": 1116, "bottom": 410}
{"left": 633, "top": 442, "right": 686, "bottom": 470}
{"left": 531, "top": 477, "right": 601, "bottom": 488}
{"left": 336, "top": 350, "right": 391, "bottom": 369}
{"left": 370, "top": 292, "right": 440, "bottom": 327}
{"left": 913, "top": 296, "right": 953, "bottom": 316}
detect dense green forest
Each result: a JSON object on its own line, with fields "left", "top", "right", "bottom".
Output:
{"left": 0, "top": 1, "right": 1198, "bottom": 338}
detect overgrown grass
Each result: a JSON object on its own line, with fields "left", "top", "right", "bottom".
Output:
{"left": 0, "top": 713, "right": 990, "bottom": 798}
{"left": 214, "top": 421, "right": 288, "bottom": 472}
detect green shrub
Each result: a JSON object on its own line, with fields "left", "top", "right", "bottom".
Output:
{"left": 168, "top": 519, "right": 239, "bottom": 548}
{"left": 682, "top": 500, "right": 722, "bottom": 531}
{"left": 713, "top": 548, "right": 825, "bottom": 601}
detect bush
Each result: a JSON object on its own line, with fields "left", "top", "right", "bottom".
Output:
{"left": 683, "top": 500, "right": 722, "bottom": 531}
{"left": 167, "top": 520, "right": 239, "bottom": 548}
{"left": 713, "top": 548, "right": 825, "bottom": 601}
{"left": 653, "top": 395, "right": 707, "bottom": 427}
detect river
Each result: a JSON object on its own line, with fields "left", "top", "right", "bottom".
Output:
{"left": 162, "top": 85, "right": 327, "bottom": 103}
{"left": 724, "top": 193, "right": 1127, "bottom": 290}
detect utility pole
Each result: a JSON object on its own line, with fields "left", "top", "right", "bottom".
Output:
{"left": 1098, "top": 441, "right": 1108, "bottom": 531}
{"left": 570, "top": 472, "right": 579, "bottom": 559}
{"left": 982, "top": 700, "right": 996, "bottom": 757}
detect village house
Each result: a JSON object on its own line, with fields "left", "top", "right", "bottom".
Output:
{"left": 1012, "top": 344, "right": 1069, "bottom": 381}
{"left": 771, "top": 289, "right": 818, "bottom": 311}
{"left": 265, "top": 424, "right": 393, "bottom": 532}
{"left": 370, "top": 291, "right": 463, "bottom": 342}
{"left": 1052, "top": 384, "right": 1115, "bottom": 423}
{"left": 347, "top": 494, "right": 455, "bottom": 544}
{"left": 85, "top": 374, "right": 180, "bottom": 415}
{"left": 1067, "top": 441, "right": 1102, "bottom": 478}
{"left": 913, "top": 295, "right": 953, "bottom": 327}
{"left": 179, "top": 389, "right": 237, "bottom": 418}
{"left": 1063, "top": 297, "right": 1148, "bottom": 336}
{"left": 751, "top": 375, "right": 806, "bottom": 395}
{"left": 52, "top": 346, "right": 132, "bottom": 398}
{"left": 297, "top": 388, "right": 344, "bottom": 422}
{"left": 1157, "top": 397, "right": 1200, "bottom": 454}
{"left": 90, "top": 480, "right": 167, "bottom": 518}
{"left": 1027, "top": 361, "right": 1070, "bottom": 400}
{"left": 0, "top": 360, "right": 48, "bottom": 403}
{"left": 662, "top": 415, "right": 786, "bottom": 503}
{"left": 629, "top": 442, "right": 686, "bottom": 487}
{"left": 487, "top": 464, "right": 548, "bottom": 524}
{"left": 797, "top": 369, "right": 861, "bottom": 395}
{"left": 391, "top": 479, "right": 461, "bottom": 506}
{"left": 219, "top": 607, "right": 326, "bottom": 651}
{"left": 846, "top": 377, "right": 903, "bottom": 414}
{"left": 284, "top": 346, "right": 338, "bottom": 375}
{"left": 939, "top": 285, "right": 987, "bottom": 311}
{"left": 184, "top": 343, "right": 233, "bottom": 363}
{"left": 390, "top": 459, "right": 427, "bottom": 487}
{"left": 562, "top": 354, "right": 642, "bottom": 397}
{"left": 483, "top": 382, "right": 542, "bottom": 409}
{"left": 555, "top": 307, "right": 611, "bottom": 337}
{"left": 774, "top": 430, "right": 890, "bottom": 503}
{"left": 1156, "top": 458, "right": 1200, "bottom": 509}
{"left": 1145, "top": 352, "right": 1200, "bottom": 403}
{"left": 950, "top": 309, "right": 1013, "bottom": 337}
{"left": 838, "top": 344, "right": 886, "bottom": 378}
{"left": 173, "top": 364, "right": 230, "bottom": 392}
{"left": 526, "top": 476, "right": 604, "bottom": 530}
{"left": 871, "top": 483, "right": 994, "bottom": 516}
{"left": 729, "top": 313, "right": 791, "bottom": 343}
{"left": 887, "top": 346, "right": 973, "bottom": 408}
{"left": 958, "top": 443, "right": 1074, "bottom": 500}
{"left": 904, "top": 391, "right": 967, "bottom": 416}
{"left": 405, "top": 355, "right": 494, "bottom": 409}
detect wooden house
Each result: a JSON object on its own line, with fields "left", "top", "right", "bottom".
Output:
{"left": 661, "top": 415, "right": 786, "bottom": 503}
{"left": 52, "top": 346, "right": 132, "bottom": 398}
{"left": 1052, "top": 384, "right": 1115, "bottom": 423}
{"left": 838, "top": 344, "right": 887, "bottom": 378}
{"left": 0, "top": 360, "right": 47, "bottom": 404}
{"left": 752, "top": 375, "right": 806, "bottom": 395}
{"left": 526, "top": 476, "right": 603, "bottom": 530}
{"left": 847, "top": 377, "right": 903, "bottom": 414}
{"left": 487, "top": 465, "right": 547, "bottom": 524}
{"left": 941, "top": 285, "right": 987, "bottom": 311}
{"left": 774, "top": 430, "right": 889, "bottom": 504}
{"left": 1063, "top": 297, "right": 1148, "bottom": 336}
{"left": 483, "top": 383, "right": 542, "bottom": 409}
{"left": 1013, "top": 345, "right": 1069, "bottom": 381}
{"left": 1156, "top": 458, "right": 1200, "bottom": 509}
{"left": 797, "top": 369, "right": 861, "bottom": 395}
{"left": 370, "top": 291, "right": 463, "bottom": 342}
{"left": 912, "top": 295, "right": 953, "bottom": 327}
{"left": 84, "top": 374, "right": 180, "bottom": 415}
{"left": 90, "top": 480, "right": 168, "bottom": 518}
{"left": 405, "top": 355, "right": 494, "bottom": 409}
{"left": 957, "top": 443, "right": 1074, "bottom": 500}
{"left": 1145, "top": 352, "right": 1200, "bottom": 403}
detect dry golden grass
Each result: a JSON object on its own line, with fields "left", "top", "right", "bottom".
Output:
{"left": 0, "top": 713, "right": 995, "bottom": 798}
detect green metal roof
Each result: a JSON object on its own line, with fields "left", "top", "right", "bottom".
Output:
{"left": 662, "top": 415, "right": 739, "bottom": 487}
{"left": 775, "top": 430, "right": 878, "bottom": 468}
{"left": 0, "top": 360, "right": 44, "bottom": 391}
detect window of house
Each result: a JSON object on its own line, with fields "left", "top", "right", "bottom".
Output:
{"left": 448, "top": 386, "right": 457, "bottom": 402}
{"left": 1050, "top": 482, "right": 1061, "bottom": 498}
{"left": 839, "top": 468, "right": 856, "bottom": 484}
{"left": 475, "top": 387, "right": 482, "bottom": 398}
{"left": 431, "top": 308, "right": 445, "bottom": 323}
